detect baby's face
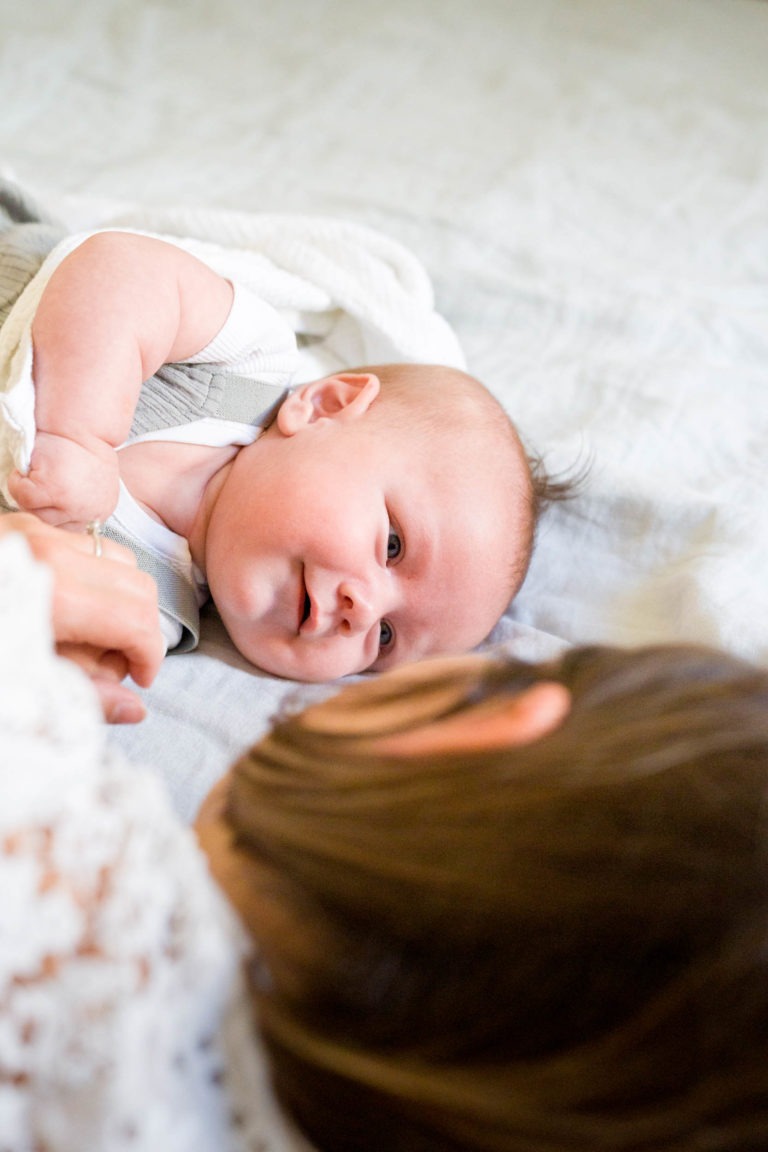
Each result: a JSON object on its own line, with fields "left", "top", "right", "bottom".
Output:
{"left": 203, "top": 388, "right": 527, "bottom": 682}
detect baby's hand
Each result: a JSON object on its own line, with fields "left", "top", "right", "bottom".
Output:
{"left": 7, "top": 431, "right": 120, "bottom": 529}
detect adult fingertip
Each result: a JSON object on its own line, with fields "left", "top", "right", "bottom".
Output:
{"left": 131, "top": 662, "right": 162, "bottom": 689}
{"left": 108, "top": 697, "right": 147, "bottom": 725}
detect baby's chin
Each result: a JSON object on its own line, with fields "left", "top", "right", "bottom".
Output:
{"left": 228, "top": 632, "right": 366, "bottom": 684}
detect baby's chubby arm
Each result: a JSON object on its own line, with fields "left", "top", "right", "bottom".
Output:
{"left": 7, "top": 231, "right": 234, "bottom": 527}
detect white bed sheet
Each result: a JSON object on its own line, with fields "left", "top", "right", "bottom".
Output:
{"left": 1, "top": 0, "right": 766, "bottom": 820}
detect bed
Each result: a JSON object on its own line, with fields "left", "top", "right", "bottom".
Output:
{"left": 1, "top": 0, "right": 766, "bottom": 821}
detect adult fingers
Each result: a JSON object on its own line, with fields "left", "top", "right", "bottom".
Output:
{"left": 55, "top": 643, "right": 148, "bottom": 724}
{"left": 93, "top": 679, "right": 148, "bottom": 725}
{"left": 52, "top": 563, "right": 165, "bottom": 688}
{"left": 1, "top": 515, "right": 165, "bottom": 686}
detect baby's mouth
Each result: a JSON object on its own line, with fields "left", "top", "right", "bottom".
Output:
{"left": 299, "top": 572, "right": 311, "bottom": 631}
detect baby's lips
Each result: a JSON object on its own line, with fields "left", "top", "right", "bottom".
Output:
{"left": 299, "top": 564, "right": 313, "bottom": 631}
{"left": 297, "top": 572, "right": 321, "bottom": 636}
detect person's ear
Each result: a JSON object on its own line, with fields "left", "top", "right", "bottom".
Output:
{"left": 276, "top": 372, "right": 380, "bottom": 436}
{"left": 376, "top": 682, "right": 571, "bottom": 757}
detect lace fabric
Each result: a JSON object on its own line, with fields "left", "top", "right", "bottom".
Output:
{"left": 0, "top": 534, "right": 306, "bottom": 1152}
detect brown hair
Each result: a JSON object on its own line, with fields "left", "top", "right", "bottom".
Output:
{"left": 227, "top": 643, "right": 768, "bottom": 1151}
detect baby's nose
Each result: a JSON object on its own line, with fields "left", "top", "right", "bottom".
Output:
{"left": 338, "top": 579, "right": 380, "bottom": 635}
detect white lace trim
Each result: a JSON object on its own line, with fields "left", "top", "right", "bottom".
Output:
{"left": 0, "top": 534, "right": 308, "bottom": 1152}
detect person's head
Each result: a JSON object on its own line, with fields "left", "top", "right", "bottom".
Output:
{"left": 200, "top": 643, "right": 768, "bottom": 1151}
{"left": 202, "top": 363, "right": 562, "bottom": 681}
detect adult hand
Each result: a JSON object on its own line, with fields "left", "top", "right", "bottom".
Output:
{"left": 0, "top": 513, "right": 165, "bottom": 723}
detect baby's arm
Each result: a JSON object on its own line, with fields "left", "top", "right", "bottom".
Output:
{"left": 7, "top": 231, "right": 234, "bottom": 527}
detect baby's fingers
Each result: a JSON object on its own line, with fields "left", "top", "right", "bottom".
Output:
{"left": 7, "top": 469, "right": 92, "bottom": 529}
{"left": 8, "top": 432, "right": 119, "bottom": 525}
{"left": 7, "top": 467, "right": 60, "bottom": 516}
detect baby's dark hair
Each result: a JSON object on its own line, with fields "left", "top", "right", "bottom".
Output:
{"left": 228, "top": 643, "right": 768, "bottom": 1152}
{"left": 527, "top": 446, "right": 585, "bottom": 521}
{"left": 516, "top": 445, "right": 584, "bottom": 591}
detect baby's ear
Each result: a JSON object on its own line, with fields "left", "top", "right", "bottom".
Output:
{"left": 277, "top": 373, "right": 380, "bottom": 435}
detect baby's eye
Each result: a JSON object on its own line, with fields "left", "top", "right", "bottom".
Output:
{"left": 379, "top": 619, "right": 395, "bottom": 652}
{"left": 387, "top": 525, "right": 402, "bottom": 562}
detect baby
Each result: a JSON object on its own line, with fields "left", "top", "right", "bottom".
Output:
{"left": 4, "top": 230, "right": 543, "bottom": 682}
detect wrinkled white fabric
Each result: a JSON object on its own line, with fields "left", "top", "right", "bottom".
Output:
{"left": 0, "top": 533, "right": 308, "bottom": 1152}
